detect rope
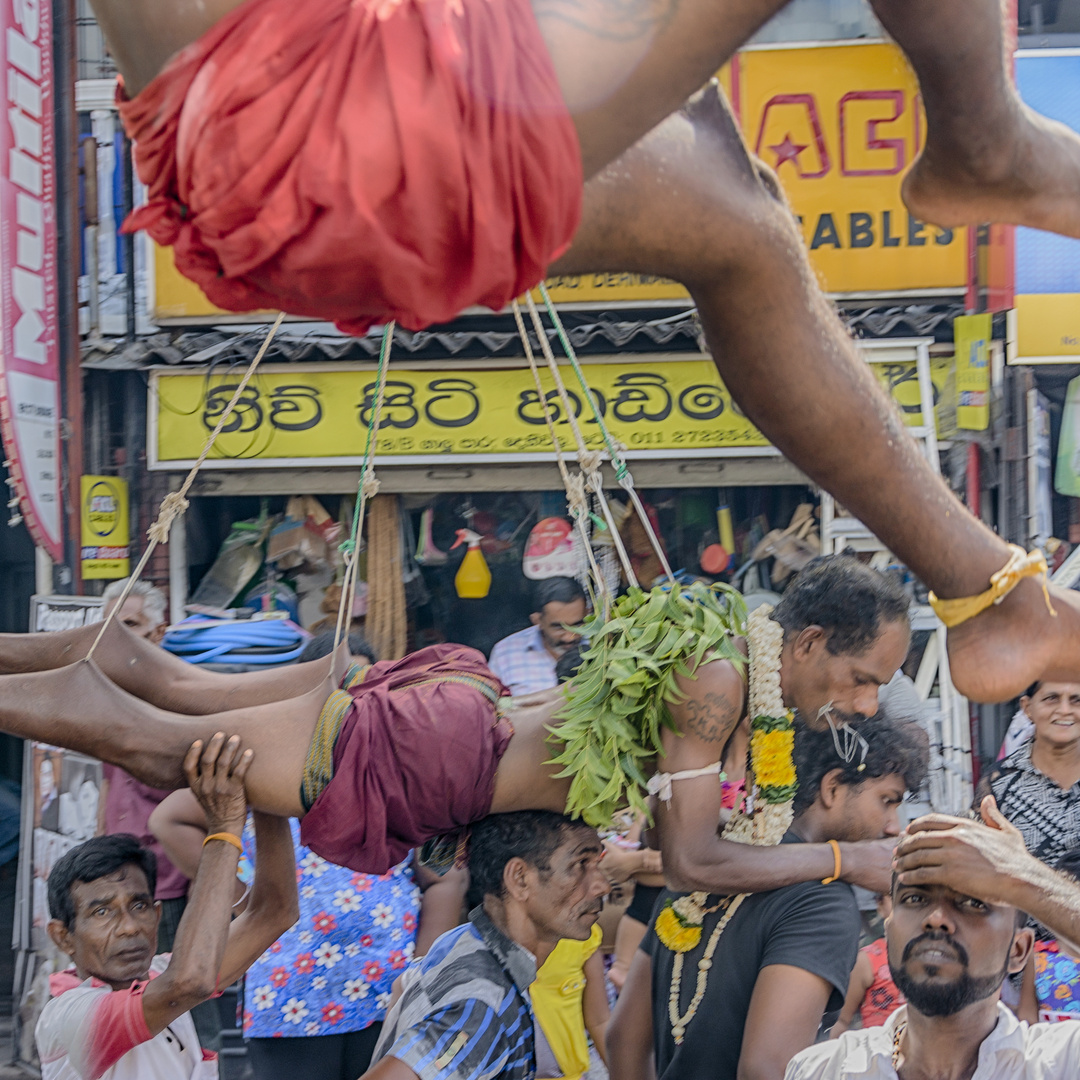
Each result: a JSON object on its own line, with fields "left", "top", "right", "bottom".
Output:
{"left": 86, "top": 313, "right": 285, "bottom": 661}
{"left": 334, "top": 322, "right": 395, "bottom": 652}
{"left": 522, "top": 293, "right": 639, "bottom": 589}
{"left": 538, "top": 283, "right": 675, "bottom": 584}
{"left": 511, "top": 300, "right": 612, "bottom": 615}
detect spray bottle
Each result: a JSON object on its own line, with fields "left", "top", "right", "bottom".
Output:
{"left": 451, "top": 529, "right": 492, "bottom": 598}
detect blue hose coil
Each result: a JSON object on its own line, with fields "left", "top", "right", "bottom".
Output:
{"left": 163, "top": 617, "right": 309, "bottom": 666}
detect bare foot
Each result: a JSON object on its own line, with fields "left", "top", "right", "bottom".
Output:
{"left": 946, "top": 577, "right": 1080, "bottom": 703}
{"left": 903, "top": 102, "right": 1080, "bottom": 239}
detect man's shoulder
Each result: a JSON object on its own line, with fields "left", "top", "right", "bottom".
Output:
{"left": 785, "top": 1027, "right": 890, "bottom": 1079}
{"left": 1024, "top": 1016, "right": 1080, "bottom": 1061}
{"left": 489, "top": 626, "right": 538, "bottom": 657}
{"left": 752, "top": 875, "right": 859, "bottom": 922}
{"left": 414, "top": 923, "right": 517, "bottom": 1006}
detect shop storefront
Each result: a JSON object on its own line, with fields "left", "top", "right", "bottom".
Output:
{"left": 145, "top": 340, "right": 956, "bottom": 658}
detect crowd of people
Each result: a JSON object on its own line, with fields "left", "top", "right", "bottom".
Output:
{"left": 17, "top": 562, "right": 1080, "bottom": 1079}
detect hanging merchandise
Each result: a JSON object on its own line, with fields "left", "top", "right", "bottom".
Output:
{"left": 188, "top": 505, "right": 272, "bottom": 612}
{"left": 717, "top": 505, "right": 736, "bottom": 557}
{"left": 451, "top": 529, "right": 492, "bottom": 598}
{"left": 619, "top": 498, "right": 669, "bottom": 587}
{"left": 243, "top": 578, "right": 301, "bottom": 623}
{"left": 700, "top": 544, "right": 730, "bottom": 576}
{"left": 366, "top": 495, "right": 409, "bottom": 661}
{"left": 400, "top": 510, "right": 431, "bottom": 609}
{"left": 415, "top": 507, "right": 448, "bottom": 566}
{"left": 523, "top": 517, "right": 578, "bottom": 580}
{"left": 750, "top": 503, "right": 820, "bottom": 586}
{"left": 266, "top": 495, "right": 337, "bottom": 573}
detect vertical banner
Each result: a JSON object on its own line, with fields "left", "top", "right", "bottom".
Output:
{"left": 80, "top": 475, "right": 130, "bottom": 579}
{"left": 954, "top": 313, "right": 991, "bottom": 431}
{"left": 1055, "top": 376, "right": 1080, "bottom": 497}
{"left": 0, "top": 0, "right": 63, "bottom": 560}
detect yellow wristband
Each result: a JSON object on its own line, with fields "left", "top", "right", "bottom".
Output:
{"left": 821, "top": 839, "right": 841, "bottom": 885}
{"left": 203, "top": 832, "right": 243, "bottom": 854}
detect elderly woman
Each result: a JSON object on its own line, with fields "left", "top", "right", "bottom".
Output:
{"left": 981, "top": 682, "right": 1080, "bottom": 873}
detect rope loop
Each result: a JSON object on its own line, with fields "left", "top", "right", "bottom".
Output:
{"left": 334, "top": 322, "right": 394, "bottom": 652}
{"left": 147, "top": 491, "right": 190, "bottom": 544}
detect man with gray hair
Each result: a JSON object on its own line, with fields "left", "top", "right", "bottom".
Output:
{"left": 100, "top": 578, "right": 167, "bottom": 644}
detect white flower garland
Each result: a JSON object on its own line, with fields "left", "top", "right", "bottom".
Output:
{"left": 723, "top": 604, "right": 794, "bottom": 846}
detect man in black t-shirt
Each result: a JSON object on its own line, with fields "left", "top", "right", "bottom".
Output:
{"left": 608, "top": 716, "right": 928, "bottom": 1080}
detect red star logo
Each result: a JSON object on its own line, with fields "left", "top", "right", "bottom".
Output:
{"left": 769, "top": 134, "right": 807, "bottom": 170}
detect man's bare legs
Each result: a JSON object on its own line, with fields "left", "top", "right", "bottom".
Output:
{"left": 555, "top": 85, "right": 1080, "bottom": 702}
{"left": 876, "top": 0, "right": 1080, "bottom": 238}
{"left": 0, "top": 656, "right": 571, "bottom": 822}
{"left": 0, "top": 659, "right": 323, "bottom": 816}
{"left": 0, "top": 619, "right": 344, "bottom": 713}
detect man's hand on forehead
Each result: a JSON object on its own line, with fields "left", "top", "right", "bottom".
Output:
{"left": 893, "top": 797, "right": 1030, "bottom": 908}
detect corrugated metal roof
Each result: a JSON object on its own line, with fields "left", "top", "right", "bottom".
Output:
{"left": 81, "top": 302, "right": 967, "bottom": 369}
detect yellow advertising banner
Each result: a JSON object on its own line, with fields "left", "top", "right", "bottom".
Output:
{"left": 953, "top": 313, "right": 991, "bottom": 430}
{"left": 80, "top": 475, "right": 131, "bottom": 579}
{"left": 151, "top": 358, "right": 953, "bottom": 467}
{"left": 737, "top": 43, "right": 964, "bottom": 293}
{"left": 150, "top": 42, "right": 963, "bottom": 321}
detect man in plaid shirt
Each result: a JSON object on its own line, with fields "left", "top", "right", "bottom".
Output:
{"left": 488, "top": 579, "right": 586, "bottom": 697}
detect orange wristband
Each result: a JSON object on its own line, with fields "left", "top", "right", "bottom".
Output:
{"left": 203, "top": 832, "right": 243, "bottom": 853}
{"left": 821, "top": 839, "right": 842, "bottom": 885}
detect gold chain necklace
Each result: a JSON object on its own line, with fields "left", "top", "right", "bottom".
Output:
{"left": 892, "top": 1019, "right": 906, "bottom": 1073}
{"left": 668, "top": 892, "right": 747, "bottom": 1044}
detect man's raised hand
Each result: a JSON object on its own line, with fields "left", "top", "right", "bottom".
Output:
{"left": 892, "top": 796, "right": 1032, "bottom": 907}
{"left": 184, "top": 732, "right": 253, "bottom": 838}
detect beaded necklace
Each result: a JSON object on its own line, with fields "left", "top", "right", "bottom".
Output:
{"left": 668, "top": 893, "right": 747, "bottom": 1044}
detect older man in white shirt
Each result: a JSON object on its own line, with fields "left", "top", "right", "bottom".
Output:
{"left": 787, "top": 799, "right": 1080, "bottom": 1080}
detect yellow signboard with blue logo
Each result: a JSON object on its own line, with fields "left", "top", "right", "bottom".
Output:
{"left": 80, "top": 476, "right": 130, "bottom": 579}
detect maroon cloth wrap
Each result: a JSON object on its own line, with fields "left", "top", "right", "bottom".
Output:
{"left": 299, "top": 644, "right": 512, "bottom": 874}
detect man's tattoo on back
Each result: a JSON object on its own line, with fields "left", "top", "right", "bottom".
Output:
{"left": 681, "top": 691, "right": 738, "bottom": 744}
{"left": 531, "top": 0, "right": 677, "bottom": 44}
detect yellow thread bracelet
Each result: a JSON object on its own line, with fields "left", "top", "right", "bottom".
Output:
{"left": 928, "top": 545, "right": 1057, "bottom": 629}
{"left": 821, "top": 839, "right": 841, "bottom": 885}
{"left": 203, "top": 832, "right": 243, "bottom": 853}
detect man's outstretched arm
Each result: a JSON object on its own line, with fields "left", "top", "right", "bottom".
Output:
{"left": 895, "top": 796, "right": 1080, "bottom": 956}
{"left": 658, "top": 659, "right": 893, "bottom": 895}
{"left": 216, "top": 810, "right": 299, "bottom": 988}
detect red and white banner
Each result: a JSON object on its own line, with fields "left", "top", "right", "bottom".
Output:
{"left": 0, "top": 0, "right": 62, "bottom": 561}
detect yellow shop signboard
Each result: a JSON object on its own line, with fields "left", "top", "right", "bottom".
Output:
{"left": 80, "top": 475, "right": 131, "bottom": 579}
{"left": 150, "top": 356, "right": 953, "bottom": 468}
{"left": 150, "top": 42, "right": 963, "bottom": 321}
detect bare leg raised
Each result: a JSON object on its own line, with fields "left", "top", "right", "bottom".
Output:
{"left": 0, "top": 660, "right": 324, "bottom": 816}
{"left": 875, "top": 0, "right": 1080, "bottom": 238}
{"left": 0, "top": 619, "right": 345, "bottom": 712}
{"left": 557, "top": 86, "right": 1080, "bottom": 702}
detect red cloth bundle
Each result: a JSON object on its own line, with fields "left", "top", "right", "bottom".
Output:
{"left": 119, "top": 0, "right": 582, "bottom": 335}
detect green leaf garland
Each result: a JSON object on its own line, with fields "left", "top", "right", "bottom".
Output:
{"left": 548, "top": 581, "right": 747, "bottom": 827}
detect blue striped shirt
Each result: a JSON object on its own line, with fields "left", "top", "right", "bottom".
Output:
{"left": 372, "top": 908, "right": 536, "bottom": 1080}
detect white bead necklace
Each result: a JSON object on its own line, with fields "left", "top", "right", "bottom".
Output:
{"left": 668, "top": 892, "right": 747, "bottom": 1044}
